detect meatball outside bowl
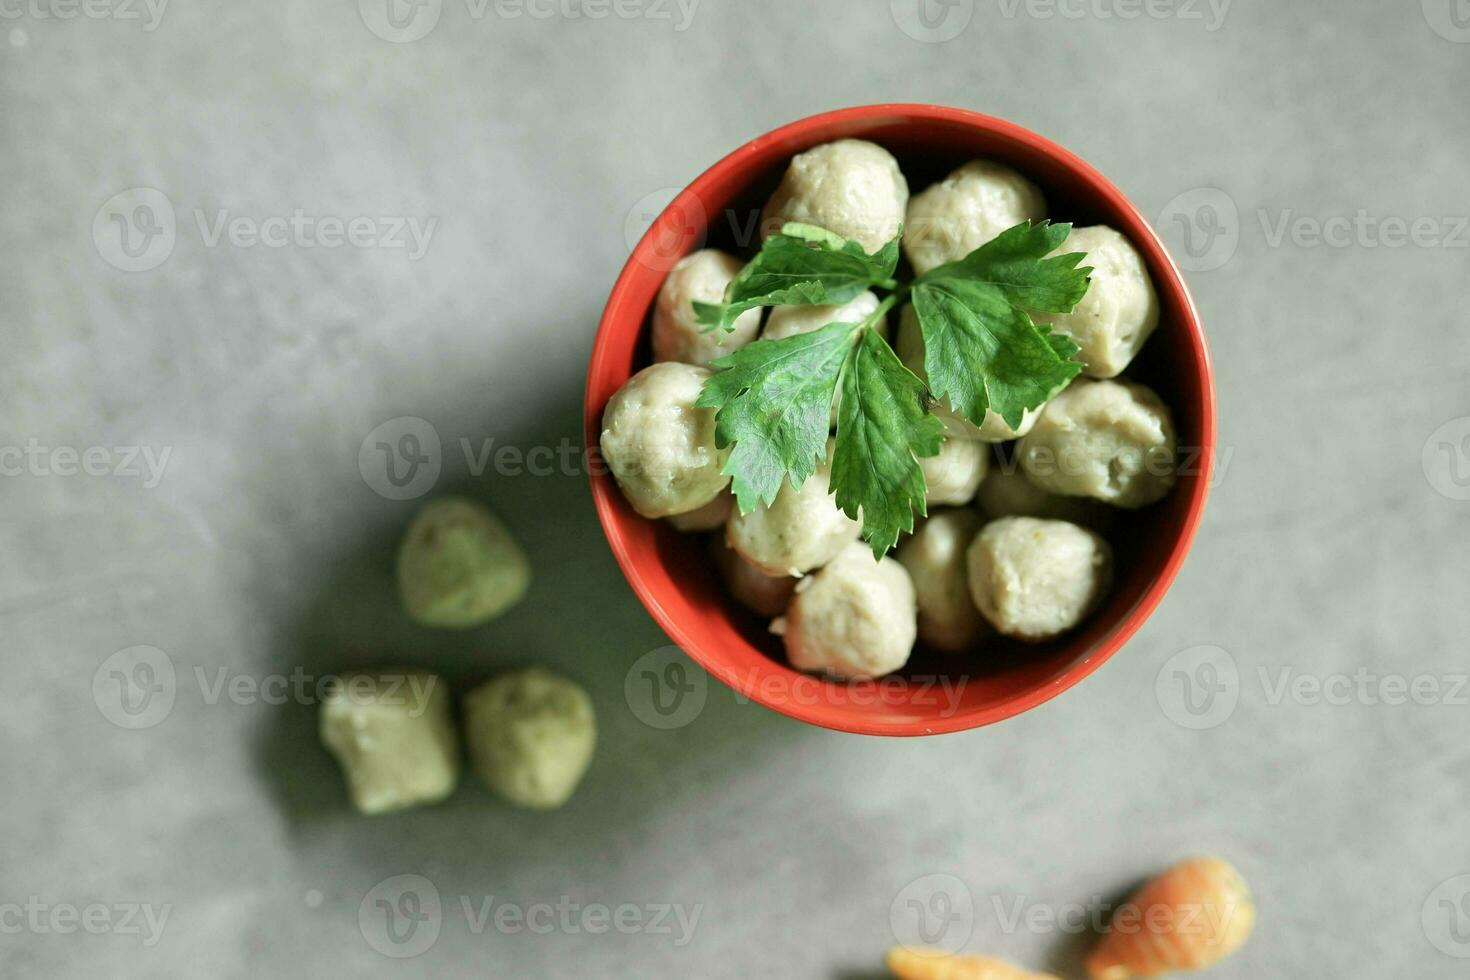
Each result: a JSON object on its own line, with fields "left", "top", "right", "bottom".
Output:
{"left": 584, "top": 104, "right": 1214, "bottom": 736}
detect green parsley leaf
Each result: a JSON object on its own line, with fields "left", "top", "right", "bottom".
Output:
{"left": 831, "top": 328, "right": 945, "bottom": 557}
{"left": 693, "top": 223, "right": 900, "bottom": 333}
{"left": 697, "top": 320, "right": 854, "bottom": 512}
{"left": 911, "top": 221, "right": 1090, "bottom": 430}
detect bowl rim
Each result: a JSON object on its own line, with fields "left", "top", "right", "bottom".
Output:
{"left": 584, "top": 103, "right": 1215, "bottom": 736}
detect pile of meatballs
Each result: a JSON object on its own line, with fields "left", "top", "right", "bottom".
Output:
{"left": 600, "top": 139, "right": 1178, "bottom": 682}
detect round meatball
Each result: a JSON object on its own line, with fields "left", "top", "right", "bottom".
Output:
{"left": 666, "top": 490, "right": 732, "bottom": 532}
{"left": 762, "top": 290, "right": 887, "bottom": 342}
{"left": 397, "top": 497, "right": 531, "bottom": 629}
{"left": 903, "top": 160, "right": 1047, "bottom": 274}
{"left": 966, "top": 517, "right": 1112, "bottom": 641}
{"left": 726, "top": 446, "right": 861, "bottom": 577}
{"left": 921, "top": 436, "right": 989, "bottom": 506}
{"left": 1039, "top": 226, "right": 1158, "bottom": 378}
{"left": 760, "top": 139, "right": 908, "bottom": 253}
{"left": 600, "top": 362, "right": 730, "bottom": 518}
{"left": 896, "top": 306, "right": 1044, "bottom": 441}
{"left": 1018, "top": 378, "right": 1176, "bottom": 508}
{"left": 463, "top": 667, "right": 596, "bottom": 810}
{"left": 652, "top": 249, "right": 763, "bottom": 367}
{"left": 784, "top": 542, "right": 917, "bottom": 679}
{"left": 896, "top": 509, "right": 991, "bottom": 653}
{"left": 975, "top": 467, "right": 1110, "bottom": 529}
{"left": 712, "top": 537, "right": 798, "bottom": 618}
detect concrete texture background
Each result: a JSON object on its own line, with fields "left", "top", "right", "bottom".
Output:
{"left": 2, "top": 1, "right": 1468, "bottom": 976}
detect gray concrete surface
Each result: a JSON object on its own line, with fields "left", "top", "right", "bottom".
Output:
{"left": 3, "top": 1, "right": 1468, "bottom": 976}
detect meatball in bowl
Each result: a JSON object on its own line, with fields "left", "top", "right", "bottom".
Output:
{"left": 585, "top": 104, "right": 1214, "bottom": 736}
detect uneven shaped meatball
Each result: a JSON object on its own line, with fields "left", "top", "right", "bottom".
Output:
{"left": 975, "top": 467, "right": 1110, "bottom": 529}
{"left": 966, "top": 517, "right": 1112, "bottom": 641}
{"left": 896, "top": 305, "right": 1045, "bottom": 441}
{"left": 397, "top": 497, "right": 531, "bottom": 630}
{"left": 463, "top": 667, "right": 596, "bottom": 810}
{"left": 783, "top": 542, "right": 917, "bottom": 680}
{"left": 726, "top": 446, "right": 861, "bottom": 577}
{"left": 1038, "top": 225, "right": 1159, "bottom": 378}
{"left": 903, "top": 159, "right": 1047, "bottom": 274}
{"left": 762, "top": 290, "right": 887, "bottom": 342}
{"left": 896, "top": 509, "right": 991, "bottom": 653}
{"left": 921, "top": 436, "right": 989, "bottom": 506}
{"left": 666, "top": 490, "right": 732, "bottom": 532}
{"left": 760, "top": 139, "right": 908, "bottom": 253}
{"left": 319, "top": 668, "right": 458, "bottom": 815}
{"left": 712, "top": 537, "right": 798, "bottom": 618}
{"left": 600, "top": 362, "right": 730, "bottom": 518}
{"left": 652, "top": 249, "right": 763, "bottom": 367}
{"left": 1018, "top": 378, "right": 1176, "bottom": 508}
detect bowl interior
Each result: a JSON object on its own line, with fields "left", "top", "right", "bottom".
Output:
{"left": 586, "top": 105, "right": 1212, "bottom": 735}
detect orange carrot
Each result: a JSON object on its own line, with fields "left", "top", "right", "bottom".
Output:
{"left": 1086, "top": 857, "right": 1255, "bottom": 979}
{"left": 886, "top": 947, "right": 1060, "bottom": 980}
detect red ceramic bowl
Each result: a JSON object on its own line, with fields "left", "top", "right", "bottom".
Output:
{"left": 585, "top": 104, "right": 1214, "bottom": 736}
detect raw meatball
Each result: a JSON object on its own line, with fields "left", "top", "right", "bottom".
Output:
{"left": 760, "top": 139, "right": 908, "bottom": 253}
{"left": 921, "top": 436, "right": 989, "bottom": 506}
{"left": 666, "top": 490, "right": 732, "bottom": 532}
{"left": 762, "top": 290, "right": 887, "bottom": 342}
{"left": 976, "top": 467, "right": 1109, "bottom": 528}
{"left": 896, "top": 305, "right": 1044, "bottom": 441}
{"left": 600, "top": 362, "right": 730, "bottom": 518}
{"left": 463, "top": 667, "right": 596, "bottom": 810}
{"left": 397, "top": 497, "right": 531, "bottom": 630}
{"left": 966, "top": 517, "right": 1112, "bottom": 641}
{"left": 903, "top": 160, "right": 1047, "bottom": 274}
{"left": 726, "top": 445, "right": 861, "bottom": 577}
{"left": 712, "top": 537, "right": 798, "bottom": 617}
{"left": 896, "top": 509, "right": 991, "bottom": 653}
{"left": 1038, "top": 225, "right": 1159, "bottom": 378}
{"left": 1018, "top": 378, "right": 1176, "bottom": 508}
{"left": 319, "top": 668, "right": 458, "bottom": 815}
{"left": 652, "top": 249, "right": 763, "bottom": 367}
{"left": 783, "top": 542, "right": 917, "bottom": 679}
